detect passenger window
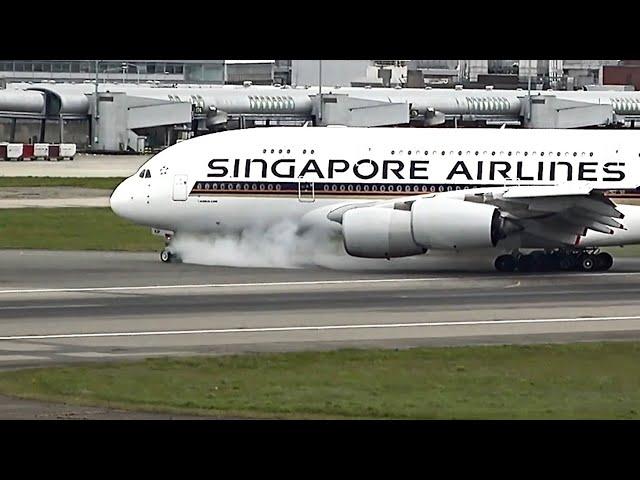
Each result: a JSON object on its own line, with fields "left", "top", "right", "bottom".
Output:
{"left": 145, "top": 170, "right": 151, "bottom": 179}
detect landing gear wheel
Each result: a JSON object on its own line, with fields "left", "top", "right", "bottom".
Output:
{"left": 160, "top": 249, "right": 173, "bottom": 263}
{"left": 545, "top": 252, "right": 562, "bottom": 271}
{"left": 578, "top": 254, "right": 595, "bottom": 272}
{"left": 517, "top": 254, "right": 534, "bottom": 273}
{"left": 529, "top": 251, "right": 548, "bottom": 272}
{"left": 559, "top": 255, "right": 574, "bottom": 271}
{"left": 495, "top": 254, "right": 517, "bottom": 272}
{"left": 595, "top": 252, "right": 614, "bottom": 271}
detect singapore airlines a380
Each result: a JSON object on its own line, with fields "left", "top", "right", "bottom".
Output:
{"left": 109, "top": 126, "right": 640, "bottom": 272}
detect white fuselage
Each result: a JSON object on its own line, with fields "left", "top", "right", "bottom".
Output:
{"left": 110, "top": 127, "right": 640, "bottom": 254}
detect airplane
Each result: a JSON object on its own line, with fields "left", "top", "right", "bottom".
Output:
{"left": 109, "top": 126, "right": 640, "bottom": 272}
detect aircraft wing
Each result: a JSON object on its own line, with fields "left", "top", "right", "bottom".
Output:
{"left": 472, "top": 183, "right": 625, "bottom": 245}
{"left": 319, "top": 183, "right": 627, "bottom": 247}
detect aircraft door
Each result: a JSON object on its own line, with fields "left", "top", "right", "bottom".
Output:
{"left": 298, "top": 177, "right": 315, "bottom": 202}
{"left": 172, "top": 174, "right": 189, "bottom": 201}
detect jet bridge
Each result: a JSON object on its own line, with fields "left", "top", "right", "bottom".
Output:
{"left": 313, "top": 93, "right": 409, "bottom": 127}
{"left": 88, "top": 92, "right": 192, "bottom": 153}
{"left": 521, "top": 93, "right": 616, "bottom": 129}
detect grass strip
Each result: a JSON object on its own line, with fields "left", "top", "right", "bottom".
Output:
{"left": 0, "top": 207, "right": 162, "bottom": 251}
{"left": 1, "top": 343, "right": 639, "bottom": 419}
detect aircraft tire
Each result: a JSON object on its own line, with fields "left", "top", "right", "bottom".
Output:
{"left": 160, "top": 249, "right": 172, "bottom": 263}
{"left": 559, "top": 255, "right": 574, "bottom": 271}
{"left": 495, "top": 254, "right": 517, "bottom": 272}
{"left": 545, "top": 252, "right": 562, "bottom": 271}
{"left": 595, "top": 252, "right": 614, "bottom": 271}
{"left": 578, "top": 254, "right": 595, "bottom": 272}
{"left": 529, "top": 251, "right": 548, "bottom": 272}
{"left": 517, "top": 254, "right": 534, "bottom": 273}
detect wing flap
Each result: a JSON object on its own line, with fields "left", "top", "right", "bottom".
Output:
{"left": 480, "top": 184, "right": 626, "bottom": 240}
{"left": 502, "top": 183, "right": 593, "bottom": 198}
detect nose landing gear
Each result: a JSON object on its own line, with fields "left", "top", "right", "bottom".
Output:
{"left": 494, "top": 249, "right": 613, "bottom": 273}
{"left": 160, "top": 248, "right": 179, "bottom": 263}
{"left": 160, "top": 233, "right": 182, "bottom": 263}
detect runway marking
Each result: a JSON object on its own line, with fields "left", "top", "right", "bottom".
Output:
{"left": 0, "top": 304, "right": 105, "bottom": 311}
{"left": 1, "top": 271, "right": 640, "bottom": 295}
{"left": 0, "top": 278, "right": 453, "bottom": 295}
{"left": 2, "top": 315, "right": 640, "bottom": 341}
{"left": 0, "top": 355, "right": 48, "bottom": 362}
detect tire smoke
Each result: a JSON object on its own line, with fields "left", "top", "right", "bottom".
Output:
{"left": 171, "top": 220, "right": 496, "bottom": 271}
{"left": 171, "top": 220, "right": 336, "bottom": 268}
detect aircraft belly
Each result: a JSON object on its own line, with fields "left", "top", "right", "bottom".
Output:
{"left": 170, "top": 197, "right": 341, "bottom": 234}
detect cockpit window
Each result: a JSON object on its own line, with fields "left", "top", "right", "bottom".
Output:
{"left": 145, "top": 170, "right": 151, "bottom": 178}
{"left": 139, "top": 169, "right": 146, "bottom": 178}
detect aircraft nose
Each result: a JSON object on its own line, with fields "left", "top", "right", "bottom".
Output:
{"left": 110, "top": 182, "right": 130, "bottom": 219}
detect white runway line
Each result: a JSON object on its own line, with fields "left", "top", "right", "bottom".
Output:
{"left": 1, "top": 271, "right": 639, "bottom": 295}
{"left": 0, "top": 277, "right": 451, "bottom": 295}
{"left": 0, "top": 304, "right": 105, "bottom": 311}
{"left": 2, "top": 315, "right": 640, "bottom": 341}
{"left": 0, "top": 355, "right": 49, "bottom": 362}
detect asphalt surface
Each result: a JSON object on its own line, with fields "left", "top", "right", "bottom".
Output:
{"left": 2, "top": 249, "right": 640, "bottom": 371}
{"left": 3, "top": 249, "right": 640, "bottom": 418}
{"left": 0, "top": 187, "right": 111, "bottom": 208}
{"left": 0, "top": 154, "right": 148, "bottom": 177}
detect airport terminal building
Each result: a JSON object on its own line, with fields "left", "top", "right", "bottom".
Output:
{"left": 1, "top": 59, "right": 639, "bottom": 154}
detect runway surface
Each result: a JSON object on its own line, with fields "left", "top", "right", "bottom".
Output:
{"left": 0, "top": 187, "right": 111, "bottom": 208}
{"left": 2, "top": 249, "right": 640, "bottom": 370}
{"left": 0, "top": 154, "right": 148, "bottom": 177}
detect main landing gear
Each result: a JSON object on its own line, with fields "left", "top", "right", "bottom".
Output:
{"left": 494, "top": 249, "right": 613, "bottom": 273}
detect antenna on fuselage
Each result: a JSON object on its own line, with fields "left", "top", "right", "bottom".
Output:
{"left": 302, "top": 121, "right": 311, "bottom": 127}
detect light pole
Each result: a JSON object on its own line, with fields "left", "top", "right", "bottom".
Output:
{"left": 94, "top": 60, "right": 100, "bottom": 148}
{"left": 318, "top": 59, "right": 323, "bottom": 124}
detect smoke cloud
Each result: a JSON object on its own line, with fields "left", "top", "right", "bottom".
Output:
{"left": 171, "top": 220, "right": 496, "bottom": 272}
{"left": 171, "top": 220, "right": 336, "bottom": 269}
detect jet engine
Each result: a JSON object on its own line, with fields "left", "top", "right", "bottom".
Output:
{"left": 340, "top": 198, "right": 515, "bottom": 259}
{"left": 342, "top": 207, "right": 426, "bottom": 258}
{"left": 411, "top": 197, "right": 506, "bottom": 250}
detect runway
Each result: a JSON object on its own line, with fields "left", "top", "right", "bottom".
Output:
{"left": 0, "top": 187, "right": 111, "bottom": 208}
{"left": 0, "top": 154, "right": 148, "bottom": 177}
{"left": 2, "top": 250, "right": 640, "bottom": 369}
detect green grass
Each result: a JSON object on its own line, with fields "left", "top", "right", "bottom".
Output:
{"left": 2, "top": 342, "right": 640, "bottom": 419}
{"left": 0, "top": 177, "right": 125, "bottom": 190}
{"left": 0, "top": 207, "right": 163, "bottom": 251}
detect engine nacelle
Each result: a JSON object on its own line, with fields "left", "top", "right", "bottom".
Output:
{"left": 411, "top": 197, "right": 503, "bottom": 250}
{"left": 342, "top": 207, "right": 426, "bottom": 258}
